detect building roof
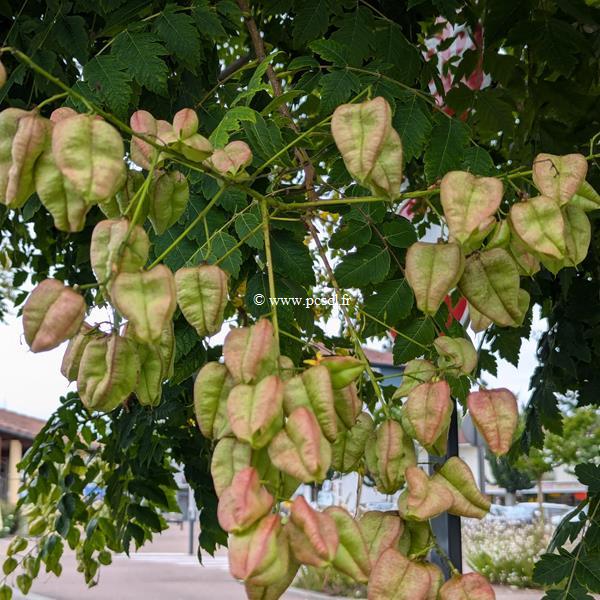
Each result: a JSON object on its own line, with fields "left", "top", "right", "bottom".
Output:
{"left": 0, "top": 409, "right": 46, "bottom": 441}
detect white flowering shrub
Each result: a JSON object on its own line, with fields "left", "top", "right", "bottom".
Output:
{"left": 463, "top": 518, "right": 553, "bottom": 587}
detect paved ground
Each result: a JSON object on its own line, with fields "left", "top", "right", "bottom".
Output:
{"left": 1, "top": 524, "right": 544, "bottom": 599}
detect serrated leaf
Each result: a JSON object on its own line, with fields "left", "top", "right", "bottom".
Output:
{"left": 393, "top": 318, "right": 435, "bottom": 364}
{"left": 576, "top": 554, "right": 600, "bottom": 593}
{"left": 234, "top": 210, "right": 263, "bottom": 250}
{"left": 200, "top": 231, "right": 242, "bottom": 278}
{"left": 192, "top": 1, "right": 227, "bottom": 39}
{"left": 393, "top": 95, "right": 432, "bottom": 162}
{"left": 462, "top": 146, "right": 496, "bottom": 176}
{"left": 330, "top": 220, "right": 372, "bottom": 250}
{"left": 330, "top": 8, "right": 374, "bottom": 65}
{"left": 55, "top": 16, "right": 89, "bottom": 63}
{"left": 424, "top": 114, "right": 470, "bottom": 183}
{"left": 534, "top": 553, "right": 574, "bottom": 586}
{"left": 374, "top": 23, "right": 421, "bottom": 84}
{"left": 209, "top": 106, "right": 256, "bottom": 147}
{"left": 309, "top": 39, "right": 350, "bottom": 66}
{"left": 243, "top": 113, "right": 289, "bottom": 165}
{"left": 575, "top": 463, "right": 600, "bottom": 494}
{"left": 319, "top": 70, "right": 360, "bottom": 116}
{"left": 112, "top": 32, "right": 168, "bottom": 95}
{"left": 334, "top": 244, "right": 390, "bottom": 288}
{"left": 83, "top": 56, "right": 132, "bottom": 118}
{"left": 270, "top": 233, "right": 315, "bottom": 285}
{"left": 364, "top": 279, "right": 413, "bottom": 332}
{"left": 382, "top": 218, "right": 417, "bottom": 248}
{"left": 154, "top": 4, "right": 200, "bottom": 67}
{"left": 293, "top": 0, "right": 331, "bottom": 46}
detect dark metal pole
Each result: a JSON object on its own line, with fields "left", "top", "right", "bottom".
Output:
{"left": 428, "top": 400, "right": 462, "bottom": 578}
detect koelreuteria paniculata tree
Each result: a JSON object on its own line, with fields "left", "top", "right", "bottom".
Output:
{"left": 0, "top": 2, "right": 599, "bottom": 599}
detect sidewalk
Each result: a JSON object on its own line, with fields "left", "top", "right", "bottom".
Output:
{"left": 1, "top": 525, "right": 543, "bottom": 599}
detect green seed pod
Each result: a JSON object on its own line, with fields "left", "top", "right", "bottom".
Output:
{"left": 430, "top": 457, "right": 490, "bottom": 519}
{"left": 223, "top": 319, "right": 279, "bottom": 384}
{"left": 398, "top": 520, "right": 433, "bottom": 557}
{"left": 570, "top": 180, "right": 600, "bottom": 212}
{"left": 283, "top": 365, "right": 337, "bottom": 442}
{"left": 77, "top": 333, "right": 140, "bottom": 412}
{"left": 392, "top": 360, "right": 436, "bottom": 400}
{"left": 434, "top": 336, "right": 478, "bottom": 375}
{"left": 319, "top": 355, "right": 365, "bottom": 389}
{"left": 439, "top": 573, "right": 495, "bottom": 600}
{"left": 61, "top": 323, "right": 103, "bottom": 382}
{"left": 228, "top": 514, "right": 289, "bottom": 587}
{"left": 251, "top": 447, "right": 301, "bottom": 499}
{"left": 90, "top": 219, "right": 150, "bottom": 285}
{"left": 486, "top": 219, "right": 510, "bottom": 249}
{"left": 359, "top": 511, "right": 404, "bottom": 569}
{"left": 130, "top": 110, "right": 158, "bottom": 170}
{"left": 175, "top": 265, "right": 228, "bottom": 337}
{"left": 331, "top": 412, "right": 374, "bottom": 473}
{"left": 468, "top": 303, "right": 492, "bottom": 333}
{"left": 401, "top": 380, "right": 453, "bottom": 456}
{"left": 193, "top": 362, "right": 234, "bottom": 440}
{"left": 286, "top": 496, "right": 338, "bottom": 567}
{"left": 532, "top": 153, "right": 587, "bottom": 205}
{"left": 424, "top": 562, "right": 445, "bottom": 600}
{"left": 178, "top": 133, "right": 212, "bottom": 162}
{"left": 467, "top": 388, "right": 518, "bottom": 456}
{"left": 268, "top": 407, "right": 331, "bottom": 483}
{"left": 277, "top": 355, "right": 296, "bottom": 381}
{"left": 5, "top": 112, "right": 48, "bottom": 208}
{"left": 245, "top": 557, "right": 299, "bottom": 600}
{"left": 398, "top": 466, "right": 454, "bottom": 521}
{"left": 368, "top": 548, "right": 432, "bottom": 600}
{"left": 325, "top": 506, "right": 371, "bottom": 583}
{"left": 333, "top": 383, "right": 362, "bottom": 430}
{"left": 365, "top": 420, "right": 416, "bottom": 494}
{"left": 227, "top": 375, "right": 284, "bottom": 449}
{"left": 0, "top": 108, "right": 29, "bottom": 204}
{"left": 217, "top": 467, "right": 273, "bottom": 534}
{"left": 211, "top": 438, "right": 252, "bottom": 497}
{"left": 508, "top": 236, "right": 540, "bottom": 277}
{"left": 49, "top": 107, "right": 78, "bottom": 123}
{"left": 210, "top": 141, "right": 252, "bottom": 176}
{"left": 148, "top": 170, "right": 189, "bottom": 235}
{"left": 23, "top": 279, "right": 86, "bottom": 353}
{"left": 111, "top": 265, "right": 177, "bottom": 344}
{"left": 173, "top": 108, "right": 199, "bottom": 139}
{"left": 405, "top": 242, "right": 464, "bottom": 316}
{"left": 104, "top": 170, "right": 146, "bottom": 219}
{"left": 52, "top": 114, "right": 126, "bottom": 204}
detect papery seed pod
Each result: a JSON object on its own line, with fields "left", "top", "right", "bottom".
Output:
{"left": 434, "top": 336, "right": 478, "bottom": 375}
{"left": 468, "top": 304, "right": 492, "bottom": 333}
{"left": 365, "top": 420, "right": 416, "bottom": 494}
{"left": 368, "top": 548, "right": 431, "bottom": 600}
{"left": 61, "top": 323, "right": 103, "bottom": 382}
{"left": 467, "top": 388, "right": 518, "bottom": 456}
{"left": 130, "top": 110, "right": 158, "bottom": 170}
{"left": 194, "top": 362, "right": 234, "bottom": 440}
{"left": 359, "top": 511, "right": 404, "bottom": 568}
{"left": 210, "top": 141, "right": 252, "bottom": 176}
{"left": 331, "top": 97, "right": 403, "bottom": 198}
{"left": 325, "top": 507, "right": 371, "bottom": 583}
{"left": 5, "top": 112, "right": 48, "bottom": 208}
{"left": 283, "top": 365, "right": 337, "bottom": 442}
{"left": 509, "top": 196, "right": 566, "bottom": 260}
{"left": 245, "top": 557, "right": 299, "bottom": 600}
{"left": 50, "top": 107, "right": 78, "bottom": 123}
{"left": 286, "top": 496, "right": 338, "bottom": 567}
{"left": 109, "top": 170, "right": 146, "bottom": 219}
{"left": 398, "top": 520, "right": 433, "bottom": 557}
{"left": 440, "top": 171, "right": 503, "bottom": 248}
{"left": 458, "top": 248, "right": 524, "bottom": 328}
{"left": 157, "top": 320, "right": 175, "bottom": 380}
{"left": 268, "top": 407, "right": 331, "bottom": 483}
{"left": 53, "top": 114, "right": 126, "bottom": 204}
{"left": 401, "top": 381, "right": 452, "bottom": 456}
{"left": 23, "top": 280, "right": 86, "bottom": 353}
{"left": 35, "top": 122, "right": 90, "bottom": 232}
{"left": 251, "top": 447, "right": 301, "bottom": 499}
{"left": 217, "top": 467, "right": 273, "bottom": 534}
{"left": 173, "top": 108, "right": 199, "bottom": 139}
{"left": 439, "top": 573, "right": 495, "bottom": 600}
{"left": 508, "top": 237, "right": 540, "bottom": 277}
{"left": 0, "top": 108, "right": 29, "bottom": 204}
{"left": 406, "top": 242, "right": 464, "bottom": 316}
{"left": 227, "top": 375, "right": 284, "bottom": 449}
{"left": 223, "top": 319, "right": 279, "bottom": 384}
{"left": 423, "top": 562, "right": 445, "bottom": 600}
{"left": 486, "top": 220, "right": 510, "bottom": 250}
{"left": 319, "top": 355, "right": 365, "bottom": 389}
{"left": 148, "top": 170, "right": 189, "bottom": 235}
{"left": 175, "top": 265, "right": 228, "bottom": 338}
{"left": 331, "top": 412, "right": 374, "bottom": 473}
{"left": 392, "top": 359, "right": 436, "bottom": 399}
{"left": 228, "top": 514, "right": 289, "bottom": 587}
{"left": 77, "top": 333, "right": 140, "bottom": 412}
{"left": 90, "top": 219, "right": 150, "bottom": 285}
{"left": 398, "top": 466, "right": 454, "bottom": 521}
{"left": 0, "top": 61, "right": 5, "bottom": 88}
{"left": 571, "top": 180, "right": 600, "bottom": 212}
{"left": 278, "top": 355, "right": 295, "bottom": 381}
{"left": 111, "top": 265, "right": 177, "bottom": 344}
{"left": 211, "top": 438, "right": 252, "bottom": 497}
{"left": 333, "top": 383, "right": 362, "bottom": 430}
{"left": 430, "top": 457, "right": 490, "bottom": 519}
{"left": 178, "top": 133, "right": 213, "bottom": 162}
{"left": 532, "top": 153, "right": 587, "bottom": 205}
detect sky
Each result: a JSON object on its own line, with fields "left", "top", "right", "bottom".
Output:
{"left": 0, "top": 305, "right": 546, "bottom": 421}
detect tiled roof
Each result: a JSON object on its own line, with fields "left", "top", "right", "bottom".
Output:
{"left": 0, "top": 409, "right": 46, "bottom": 440}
